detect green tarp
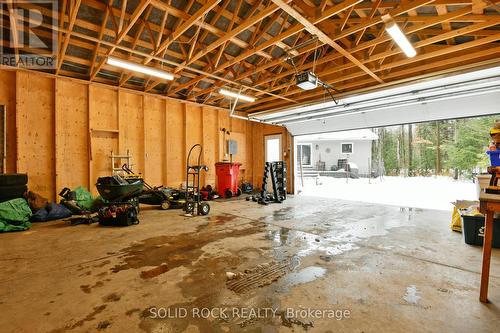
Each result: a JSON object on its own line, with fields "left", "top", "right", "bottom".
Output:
{"left": 74, "top": 186, "right": 94, "bottom": 211}
{"left": 0, "top": 198, "right": 32, "bottom": 232}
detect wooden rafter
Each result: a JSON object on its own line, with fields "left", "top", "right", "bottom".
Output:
{"left": 1, "top": 0, "right": 498, "bottom": 112}
{"left": 225, "top": 5, "right": 477, "bottom": 103}
{"left": 277, "top": 0, "right": 384, "bottom": 83}
{"left": 122, "top": 0, "right": 218, "bottom": 88}
{"left": 171, "top": 1, "right": 283, "bottom": 76}
{"left": 56, "top": 0, "right": 81, "bottom": 74}
{"left": 6, "top": 0, "right": 19, "bottom": 64}
{"left": 119, "top": 0, "right": 128, "bottom": 33}
{"left": 90, "top": 0, "right": 152, "bottom": 80}
{"left": 89, "top": 0, "right": 112, "bottom": 76}
{"left": 247, "top": 33, "right": 500, "bottom": 111}
{"left": 169, "top": 0, "right": 363, "bottom": 96}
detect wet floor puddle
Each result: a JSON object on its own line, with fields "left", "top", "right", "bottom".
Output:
{"left": 284, "top": 266, "right": 327, "bottom": 287}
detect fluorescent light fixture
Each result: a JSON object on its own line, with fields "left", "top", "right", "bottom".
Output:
{"left": 107, "top": 56, "right": 174, "bottom": 80}
{"left": 219, "top": 88, "right": 256, "bottom": 103}
{"left": 383, "top": 15, "right": 416, "bottom": 58}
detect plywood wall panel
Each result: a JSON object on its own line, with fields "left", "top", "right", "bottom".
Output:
{"left": 144, "top": 95, "right": 166, "bottom": 185}
{"left": 1, "top": 69, "right": 293, "bottom": 197}
{"left": 89, "top": 86, "right": 118, "bottom": 130}
{"left": 0, "top": 71, "right": 16, "bottom": 172}
{"left": 252, "top": 123, "right": 264, "bottom": 190}
{"left": 90, "top": 133, "right": 119, "bottom": 194}
{"left": 245, "top": 121, "right": 254, "bottom": 185}
{"left": 202, "top": 107, "right": 218, "bottom": 186}
{"left": 231, "top": 117, "right": 246, "bottom": 133}
{"left": 89, "top": 86, "right": 118, "bottom": 190}
{"left": 185, "top": 105, "right": 204, "bottom": 185}
{"left": 185, "top": 105, "right": 203, "bottom": 152}
{"left": 119, "top": 91, "right": 144, "bottom": 173}
{"left": 165, "top": 101, "right": 185, "bottom": 187}
{"left": 16, "top": 72, "right": 55, "bottom": 200}
{"left": 218, "top": 109, "right": 230, "bottom": 162}
{"left": 55, "top": 79, "right": 89, "bottom": 191}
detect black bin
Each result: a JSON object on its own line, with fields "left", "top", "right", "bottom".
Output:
{"left": 461, "top": 215, "right": 500, "bottom": 248}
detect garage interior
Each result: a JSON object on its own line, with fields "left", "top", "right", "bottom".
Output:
{"left": 0, "top": 0, "right": 499, "bottom": 332}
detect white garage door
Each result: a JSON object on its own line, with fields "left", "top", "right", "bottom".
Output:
{"left": 251, "top": 65, "right": 500, "bottom": 136}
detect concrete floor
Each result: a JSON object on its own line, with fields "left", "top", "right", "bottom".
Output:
{"left": 1, "top": 196, "right": 499, "bottom": 332}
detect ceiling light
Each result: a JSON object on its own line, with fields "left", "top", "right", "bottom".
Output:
{"left": 107, "top": 56, "right": 174, "bottom": 80}
{"left": 382, "top": 14, "right": 416, "bottom": 58}
{"left": 219, "top": 88, "right": 256, "bottom": 103}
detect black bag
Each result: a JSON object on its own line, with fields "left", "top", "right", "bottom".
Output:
{"left": 98, "top": 204, "right": 139, "bottom": 227}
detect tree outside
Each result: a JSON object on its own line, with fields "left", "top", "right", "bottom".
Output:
{"left": 372, "top": 115, "right": 499, "bottom": 179}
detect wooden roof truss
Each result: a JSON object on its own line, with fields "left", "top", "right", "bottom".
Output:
{"left": 0, "top": 0, "right": 498, "bottom": 113}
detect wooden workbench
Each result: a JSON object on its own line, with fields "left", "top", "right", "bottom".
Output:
{"left": 479, "top": 192, "right": 499, "bottom": 303}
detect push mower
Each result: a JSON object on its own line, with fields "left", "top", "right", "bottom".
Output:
{"left": 121, "top": 164, "right": 185, "bottom": 210}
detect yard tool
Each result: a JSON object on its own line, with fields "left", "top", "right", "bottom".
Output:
{"left": 95, "top": 175, "right": 144, "bottom": 226}
{"left": 121, "top": 164, "right": 185, "bottom": 210}
{"left": 485, "top": 122, "right": 500, "bottom": 194}
{"left": 486, "top": 166, "right": 500, "bottom": 194}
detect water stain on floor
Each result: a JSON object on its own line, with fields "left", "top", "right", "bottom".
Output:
{"left": 207, "top": 213, "right": 239, "bottom": 225}
{"left": 102, "top": 292, "right": 121, "bottom": 303}
{"left": 50, "top": 305, "right": 107, "bottom": 332}
{"left": 111, "top": 221, "right": 266, "bottom": 278}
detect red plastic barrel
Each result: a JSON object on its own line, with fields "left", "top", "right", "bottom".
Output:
{"left": 215, "top": 162, "right": 241, "bottom": 198}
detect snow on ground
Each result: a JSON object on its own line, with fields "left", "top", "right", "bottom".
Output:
{"left": 297, "top": 176, "right": 478, "bottom": 211}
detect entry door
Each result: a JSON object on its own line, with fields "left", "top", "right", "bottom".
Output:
{"left": 265, "top": 134, "right": 282, "bottom": 162}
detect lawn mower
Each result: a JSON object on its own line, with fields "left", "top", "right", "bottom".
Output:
{"left": 121, "top": 164, "right": 186, "bottom": 210}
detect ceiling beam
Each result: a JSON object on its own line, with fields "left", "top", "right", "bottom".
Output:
{"left": 246, "top": 33, "right": 500, "bottom": 111}
{"left": 169, "top": 0, "right": 363, "bottom": 96}
{"left": 271, "top": 0, "right": 383, "bottom": 83}
{"left": 226, "top": 5, "right": 474, "bottom": 101}
{"left": 56, "top": 0, "right": 82, "bottom": 74}
{"left": 90, "top": 0, "right": 152, "bottom": 80}
{"left": 6, "top": 0, "right": 20, "bottom": 64}
{"left": 172, "top": 1, "right": 283, "bottom": 75}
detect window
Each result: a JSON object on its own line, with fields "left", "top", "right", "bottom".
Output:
{"left": 341, "top": 142, "right": 353, "bottom": 154}
{"left": 265, "top": 134, "right": 282, "bottom": 162}
{"left": 297, "top": 144, "right": 312, "bottom": 166}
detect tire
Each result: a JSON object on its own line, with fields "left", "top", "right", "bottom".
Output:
{"left": 0, "top": 174, "right": 28, "bottom": 186}
{"left": 198, "top": 202, "right": 210, "bottom": 216}
{"left": 184, "top": 201, "right": 195, "bottom": 214}
{"left": 236, "top": 188, "right": 242, "bottom": 196}
{"left": 160, "top": 200, "right": 171, "bottom": 210}
{"left": 129, "top": 198, "right": 140, "bottom": 213}
{"left": 224, "top": 189, "right": 233, "bottom": 198}
{"left": 0, "top": 184, "right": 28, "bottom": 200}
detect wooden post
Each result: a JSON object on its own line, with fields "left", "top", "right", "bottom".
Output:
{"left": 480, "top": 210, "right": 494, "bottom": 303}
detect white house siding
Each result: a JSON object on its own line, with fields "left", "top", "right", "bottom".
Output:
{"left": 303, "top": 139, "right": 373, "bottom": 175}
